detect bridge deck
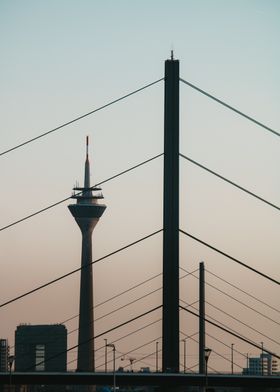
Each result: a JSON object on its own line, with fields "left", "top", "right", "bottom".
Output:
{"left": 0, "top": 372, "right": 279, "bottom": 388}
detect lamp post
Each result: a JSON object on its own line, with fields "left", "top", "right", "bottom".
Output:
{"left": 261, "top": 342, "right": 264, "bottom": 376}
{"left": 231, "top": 343, "right": 234, "bottom": 374}
{"left": 106, "top": 343, "right": 116, "bottom": 392}
{"left": 8, "top": 354, "right": 15, "bottom": 392}
{"left": 156, "top": 341, "right": 159, "bottom": 372}
{"left": 104, "top": 339, "right": 108, "bottom": 373}
{"left": 204, "top": 348, "right": 212, "bottom": 390}
{"left": 182, "top": 339, "right": 186, "bottom": 373}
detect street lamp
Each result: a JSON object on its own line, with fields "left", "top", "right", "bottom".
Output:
{"left": 261, "top": 342, "right": 264, "bottom": 376}
{"left": 106, "top": 343, "right": 116, "bottom": 392}
{"left": 204, "top": 348, "right": 212, "bottom": 390}
{"left": 104, "top": 339, "right": 108, "bottom": 373}
{"left": 156, "top": 341, "right": 159, "bottom": 372}
{"left": 182, "top": 339, "right": 186, "bottom": 373}
{"left": 231, "top": 343, "right": 234, "bottom": 374}
{"left": 8, "top": 354, "right": 15, "bottom": 392}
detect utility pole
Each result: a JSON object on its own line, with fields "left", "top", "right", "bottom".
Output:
{"left": 199, "top": 262, "right": 205, "bottom": 375}
{"left": 231, "top": 343, "right": 234, "bottom": 374}
{"left": 183, "top": 339, "right": 186, "bottom": 373}
{"left": 199, "top": 262, "right": 206, "bottom": 392}
{"left": 261, "top": 342, "right": 264, "bottom": 375}
{"left": 162, "top": 53, "right": 180, "bottom": 373}
{"left": 104, "top": 338, "right": 108, "bottom": 372}
{"left": 156, "top": 341, "right": 159, "bottom": 372}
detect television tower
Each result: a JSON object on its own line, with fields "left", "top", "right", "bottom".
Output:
{"left": 68, "top": 136, "right": 106, "bottom": 372}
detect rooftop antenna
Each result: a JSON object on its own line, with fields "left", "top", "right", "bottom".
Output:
{"left": 86, "top": 135, "right": 89, "bottom": 159}
{"left": 170, "top": 43, "right": 174, "bottom": 60}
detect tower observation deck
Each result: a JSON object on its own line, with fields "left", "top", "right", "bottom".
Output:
{"left": 68, "top": 136, "right": 106, "bottom": 372}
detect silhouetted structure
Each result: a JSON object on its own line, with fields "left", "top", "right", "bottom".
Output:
{"left": 0, "top": 339, "right": 8, "bottom": 372}
{"left": 199, "top": 261, "right": 206, "bottom": 376}
{"left": 68, "top": 137, "right": 106, "bottom": 372}
{"left": 15, "top": 324, "right": 67, "bottom": 372}
{"left": 162, "top": 54, "right": 180, "bottom": 373}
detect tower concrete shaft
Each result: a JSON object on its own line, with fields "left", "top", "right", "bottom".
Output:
{"left": 68, "top": 137, "right": 106, "bottom": 372}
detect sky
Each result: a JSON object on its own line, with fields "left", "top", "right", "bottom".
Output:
{"left": 0, "top": 0, "right": 279, "bottom": 373}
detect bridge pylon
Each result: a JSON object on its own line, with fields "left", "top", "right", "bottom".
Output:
{"left": 162, "top": 55, "right": 180, "bottom": 373}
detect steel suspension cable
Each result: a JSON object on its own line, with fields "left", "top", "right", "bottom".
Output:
{"left": 182, "top": 295, "right": 279, "bottom": 347}
{"left": 181, "top": 331, "right": 243, "bottom": 370}
{"left": 115, "top": 331, "right": 200, "bottom": 372}
{"left": 206, "top": 268, "right": 280, "bottom": 314}
{"left": 181, "top": 298, "right": 261, "bottom": 345}
{"left": 0, "top": 153, "right": 163, "bottom": 232}
{"left": 179, "top": 332, "right": 219, "bottom": 374}
{"left": 179, "top": 229, "right": 279, "bottom": 285}
{"left": 93, "top": 301, "right": 199, "bottom": 362}
{"left": 180, "top": 305, "right": 280, "bottom": 360}
{"left": 61, "top": 272, "right": 162, "bottom": 325}
{"left": 100, "top": 337, "right": 161, "bottom": 370}
{"left": 191, "top": 304, "right": 279, "bottom": 364}
{"left": 119, "top": 349, "right": 158, "bottom": 371}
{"left": 67, "top": 286, "right": 163, "bottom": 337}
{"left": 0, "top": 229, "right": 162, "bottom": 308}
{"left": 44, "top": 301, "right": 199, "bottom": 368}
{"left": 94, "top": 319, "right": 162, "bottom": 358}
{"left": 67, "top": 322, "right": 161, "bottom": 369}
{"left": 63, "top": 269, "right": 195, "bottom": 327}
{"left": 87, "top": 322, "right": 163, "bottom": 370}
{"left": 205, "top": 301, "right": 280, "bottom": 346}
{"left": 180, "top": 153, "right": 280, "bottom": 211}
{"left": 206, "top": 332, "right": 247, "bottom": 360}
{"left": 178, "top": 332, "right": 199, "bottom": 374}
{"left": 67, "top": 273, "right": 197, "bottom": 339}
{"left": 95, "top": 273, "right": 161, "bottom": 309}
{"left": 60, "top": 273, "right": 162, "bottom": 324}
{"left": 0, "top": 78, "right": 164, "bottom": 157}
{"left": 180, "top": 78, "right": 280, "bottom": 138}
{"left": 131, "top": 348, "right": 159, "bottom": 369}
{"left": 25, "top": 305, "right": 162, "bottom": 371}
{"left": 9, "top": 273, "right": 163, "bottom": 353}
{"left": 180, "top": 267, "right": 280, "bottom": 326}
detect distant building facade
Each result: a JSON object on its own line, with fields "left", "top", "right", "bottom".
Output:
{"left": 15, "top": 324, "right": 67, "bottom": 372}
{"left": 243, "top": 353, "right": 278, "bottom": 375}
{"left": 0, "top": 339, "right": 8, "bottom": 372}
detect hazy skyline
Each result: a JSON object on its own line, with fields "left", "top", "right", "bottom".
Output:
{"left": 0, "top": 0, "right": 279, "bottom": 372}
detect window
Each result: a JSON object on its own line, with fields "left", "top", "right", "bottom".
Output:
{"left": 35, "top": 344, "right": 45, "bottom": 371}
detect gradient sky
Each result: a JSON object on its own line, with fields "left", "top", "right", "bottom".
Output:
{"left": 0, "top": 0, "right": 279, "bottom": 373}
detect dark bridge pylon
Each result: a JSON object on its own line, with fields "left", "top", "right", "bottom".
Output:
{"left": 162, "top": 56, "right": 180, "bottom": 372}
